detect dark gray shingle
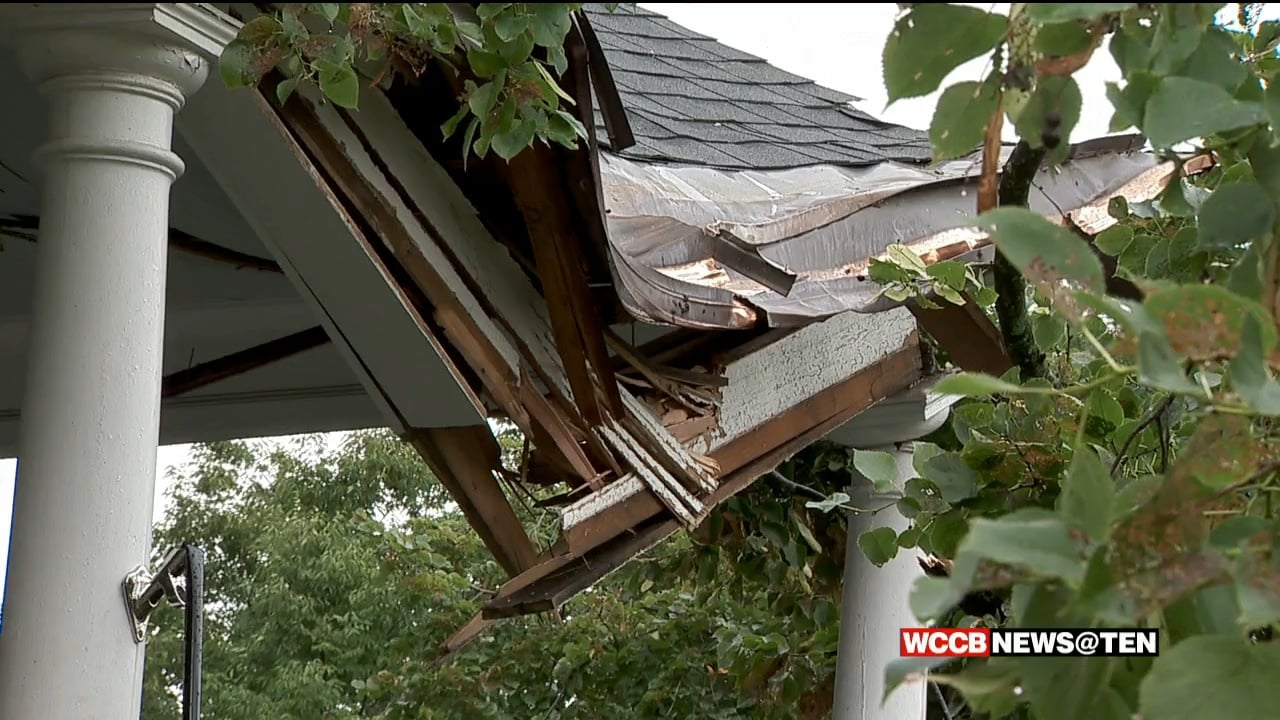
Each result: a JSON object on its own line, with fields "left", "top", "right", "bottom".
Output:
{"left": 584, "top": 4, "right": 931, "bottom": 169}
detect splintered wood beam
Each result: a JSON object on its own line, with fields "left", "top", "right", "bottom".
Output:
{"left": 405, "top": 426, "right": 539, "bottom": 577}
{"left": 161, "top": 326, "right": 330, "bottom": 399}
{"left": 557, "top": 333, "right": 924, "bottom": 557}
{"left": 908, "top": 298, "right": 1013, "bottom": 376}
{"left": 483, "top": 516, "right": 673, "bottom": 619}
{"left": 507, "top": 146, "right": 624, "bottom": 425}
{"left": 477, "top": 346, "right": 928, "bottom": 621}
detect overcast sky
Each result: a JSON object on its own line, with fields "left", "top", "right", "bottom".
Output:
{"left": 1, "top": 2, "right": 1274, "bottom": 610}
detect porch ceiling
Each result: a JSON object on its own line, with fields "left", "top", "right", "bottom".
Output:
{"left": 0, "top": 43, "right": 469, "bottom": 454}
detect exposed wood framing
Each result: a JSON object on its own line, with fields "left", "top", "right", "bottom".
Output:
{"left": 161, "top": 326, "right": 331, "bottom": 399}
{"left": 480, "top": 336, "right": 925, "bottom": 619}
{"left": 1, "top": 213, "right": 282, "bottom": 273}
{"left": 405, "top": 426, "right": 539, "bottom": 577}
{"left": 508, "top": 146, "right": 624, "bottom": 426}
{"left": 908, "top": 298, "right": 1012, "bottom": 376}
{"left": 554, "top": 330, "right": 924, "bottom": 559}
{"left": 262, "top": 32, "right": 717, "bottom": 576}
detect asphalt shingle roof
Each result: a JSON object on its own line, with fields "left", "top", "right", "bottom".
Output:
{"left": 583, "top": 4, "right": 932, "bottom": 170}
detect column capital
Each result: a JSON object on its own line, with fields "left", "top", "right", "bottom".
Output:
{"left": 0, "top": 4, "right": 237, "bottom": 99}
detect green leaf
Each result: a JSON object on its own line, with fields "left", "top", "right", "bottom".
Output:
{"left": 931, "top": 661, "right": 1020, "bottom": 699}
{"left": 1236, "top": 577, "right": 1280, "bottom": 629}
{"left": 440, "top": 105, "right": 470, "bottom": 140}
{"left": 912, "top": 442, "right": 944, "bottom": 476}
{"left": 498, "top": 30, "right": 536, "bottom": 67}
{"left": 461, "top": 117, "right": 480, "bottom": 165}
{"left": 477, "top": 3, "right": 510, "bottom": 22}
{"left": 1177, "top": 27, "right": 1248, "bottom": 90}
{"left": 1197, "top": 181, "right": 1275, "bottom": 251}
{"left": 1209, "top": 516, "right": 1272, "bottom": 550}
{"left": 1025, "top": 4, "right": 1135, "bottom": 22}
{"left": 934, "top": 372, "right": 1024, "bottom": 398}
{"left": 317, "top": 3, "right": 340, "bottom": 23}
{"left": 491, "top": 116, "right": 537, "bottom": 161}
{"left": 468, "top": 79, "right": 502, "bottom": 117}
{"left": 883, "top": 4, "right": 1007, "bottom": 102}
{"left": 1139, "top": 636, "right": 1280, "bottom": 720}
{"left": 1095, "top": 225, "right": 1134, "bottom": 256}
{"left": 858, "top": 527, "right": 899, "bottom": 567}
{"left": 929, "top": 78, "right": 1001, "bottom": 161}
{"left": 1144, "top": 76, "right": 1267, "bottom": 148}
{"left": 532, "top": 4, "right": 573, "bottom": 47}
{"left": 317, "top": 61, "right": 359, "bottom": 109}
{"left": 1229, "top": 315, "right": 1280, "bottom": 415}
{"left": 1059, "top": 446, "right": 1113, "bottom": 543}
{"left": 1144, "top": 283, "right": 1277, "bottom": 360}
{"left": 853, "top": 450, "right": 900, "bottom": 494}
{"left": 922, "top": 453, "right": 979, "bottom": 504}
{"left": 926, "top": 260, "right": 967, "bottom": 290}
{"left": 1267, "top": 84, "right": 1280, "bottom": 139}
{"left": 1033, "top": 313, "right": 1067, "bottom": 351}
{"left": 805, "top": 491, "right": 850, "bottom": 514}
{"left": 883, "top": 656, "right": 951, "bottom": 703}
{"left": 977, "top": 207, "right": 1105, "bottom": 291}
{"left": 1228, "top": 242, "right": 1267, "bottom": 302}
{"left": 1013, "top": 75, "right": 1083, "bottom": 163}
{"left": 1034, "top": 21, "right": 1094, "bottom": 57}
{"left": 494, "top": 12, "right": 531, "bottom": 42}
{"left": 957, "top": 510, "right": 1086, "bottom": 584}
{"left": 1138, "top": 331, "right": 1201, "bottom": 394}
{"left": 886, "top": 243, "right": 928, "bottom": 275}
{"left": 929, "top": 511, "right": 969, "bottom": 558}
{"left": 909, "top": 576, "right": 963, "bottom": 622}
{"left": 1107, "top": 73, "right": 1160, "bottom": 133}
{"left": 467, "top": 49, "right": 506, "bottom": 78}
{"left": 218, "top": 39, "right": 255, "bottom": 88}
{"left": 274, "top": 76, "right": 298, "bottom": 106}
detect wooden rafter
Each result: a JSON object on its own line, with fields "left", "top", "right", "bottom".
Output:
{"left": 161, "top": 326, "right": 330, "bottom": 399}
{"left": 405, "top": 426, "right": 539, "bottom": 577}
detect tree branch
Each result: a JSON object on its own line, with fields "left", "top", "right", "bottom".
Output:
{"left": 994, "top": 141, "right": 1048, "bottom": 379}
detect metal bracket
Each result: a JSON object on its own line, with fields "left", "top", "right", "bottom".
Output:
{"left": 122, "top": 565, "right": 155, "bottom": 644}
{"left": 122, "top": 548, "right": 192, "bottom": 644}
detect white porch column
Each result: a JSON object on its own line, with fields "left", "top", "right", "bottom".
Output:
{"left": 0, "top": 6, "right": 228, "bottom": 717}
{"left": 827, "top": 386, "right": 954, "bottom": 720}
{"left": 832, "top": 445, "right": 928, "bottom": 720}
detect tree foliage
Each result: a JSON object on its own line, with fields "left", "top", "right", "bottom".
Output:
{"left": 219, "top": 3, "right": 589, "bottom": 161}
{"left": 141, "top": 434, "right": 863, "bottom": 719}
{"left": 834, "top": 3, "right": 1280, "bottom": 718}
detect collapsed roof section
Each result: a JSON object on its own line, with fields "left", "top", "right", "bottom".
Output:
{"left": 224, "top": 3, "right": 1199, "bottom": 655}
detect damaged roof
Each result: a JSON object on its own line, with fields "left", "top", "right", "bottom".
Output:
{"left": 243, "top": 3, "right": 1210, "bottom": 661}
{"left": 582, "top": 4, "right": 932, "bottom": 169}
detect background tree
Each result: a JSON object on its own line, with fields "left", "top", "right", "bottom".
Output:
{"left": 141, "top": 433, "right": 859, "bottom": 719}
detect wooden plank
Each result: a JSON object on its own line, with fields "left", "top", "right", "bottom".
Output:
{"left": 908, "top": 299, "right": 1012, "bottom": 376}
{"left": 161, "top": 326, "right": 330, "bottom": 399}
{"left": 405, "top": 426, "right": 539, "bottom": 577}
{"left": 483, "top": 517, "right": 674, "bottom": 619}
{"left": 508, "top": 146, "right": 624, "bottom": 423}
{"left": 518, "top": 368, "right": 601, "bottom": 487}
{"left": 268, "top": 83, "right": 530, "bottom": 429}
